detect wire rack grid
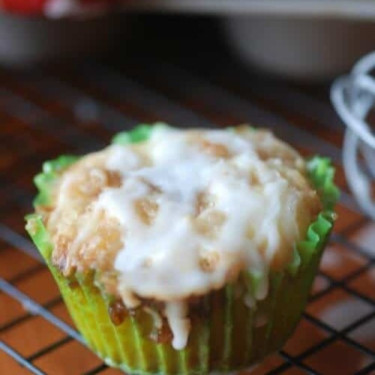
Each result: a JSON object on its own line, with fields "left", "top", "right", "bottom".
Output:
{"left": 0, "top": 54, "right": 374, "bottom": 375}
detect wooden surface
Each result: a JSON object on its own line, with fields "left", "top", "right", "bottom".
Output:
{"left": 0, "top": 17, "right": 374, "bottom": 374}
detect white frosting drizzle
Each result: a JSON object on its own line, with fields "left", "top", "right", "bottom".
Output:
{"left": 49, "top": 126, "right": 317, "bottom": 350}
{"left": 164, "top": 302, "right": 191, "bottom": 350}
{"left": 91, "top": 127, "right": 311, "bottom": 349}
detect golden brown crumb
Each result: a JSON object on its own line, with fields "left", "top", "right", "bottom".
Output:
{"left": 108, "top": 300, "right": 128, "bottom": 325}
{"left": 194, "top": 210, "right": 226, "bottom": 239}
{"left": 149, "top": 318, "right": 173, "bottom": 344}
{"left": 195, "top": 192, "right": 215, "bottom": 215}
{"left": 134, "top": 197, "right": 158, "bottom": 225}
{"left": 199, "top": 251, "right": 220, "bottom": 273}
{"left": 200, "top": 140, "right": 230, "bottom": 158}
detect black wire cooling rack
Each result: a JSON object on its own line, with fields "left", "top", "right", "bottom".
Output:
{"left": 0, "top": 28, "right": 375, "bottom": 374}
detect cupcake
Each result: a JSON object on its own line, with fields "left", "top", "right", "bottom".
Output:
{"left": 26, "top": 123, "right": 338, "bottom": 374}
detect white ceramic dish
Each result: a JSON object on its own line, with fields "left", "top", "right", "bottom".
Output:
{"left": 2, "top": 0, "right": 375, "bottom": 78}
{"left": 124, "top": 0, "right": 375, "bottom": 20}
{"left": 222, "top": 16, "right": 375, "bottom": 80}
{"left": 124, "top": 0, "right": 375, "bottom": 80}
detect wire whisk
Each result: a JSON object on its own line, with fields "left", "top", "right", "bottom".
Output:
{"left": 331, "top": 51, "right": 375, "bottom": 219}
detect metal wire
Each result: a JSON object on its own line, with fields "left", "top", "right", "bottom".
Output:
{"left": 332, "top": 51, "right": 375, "bottom": 220}
{"left": 0, "top": 57, "right": 374, "bottom": 374}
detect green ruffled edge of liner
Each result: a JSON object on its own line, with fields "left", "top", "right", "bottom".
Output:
{"left": 112, "top": 122, "right": 168, "bottom": 146}
{"left": 25, "top": 124, "right": 339, "bottom": 372}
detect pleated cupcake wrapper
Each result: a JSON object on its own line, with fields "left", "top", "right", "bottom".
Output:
{"left": 25, "top": 214, "right": 329, "bottom": 374}
{"left": 25, "top": 124, "right": 339, "bottom": 374}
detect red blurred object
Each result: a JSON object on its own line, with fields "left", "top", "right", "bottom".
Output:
{"left": 2, "top": 0, "right": 48, "bottom": 14}
{"left": 1, "top": 0, "right": 118, "bottom": 16}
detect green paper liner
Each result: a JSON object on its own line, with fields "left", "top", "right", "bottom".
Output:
{"left": 25, "top": 124, "right": 338, "bottom": 374}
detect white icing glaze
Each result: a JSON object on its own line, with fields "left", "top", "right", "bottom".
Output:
{"left": 106, "top": 145, "right": 142, "bottom": 174}
{"left": 164, "top": 301, "right": 191, "bottom": 350}
{"left": 101, "top": 129, "right": 299, "bottom": 297}
{"left": 94, "top": 127, "right": 311, "bottom": 349}
{"left": 48, "top": 126, "right": 318, "bottom": 350}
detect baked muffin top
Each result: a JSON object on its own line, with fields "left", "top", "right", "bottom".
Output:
{"left": 37, "top": 125, "right": 321, "bottom": 348}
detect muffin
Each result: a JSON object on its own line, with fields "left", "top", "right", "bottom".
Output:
{"left": 26, "top": 123, "right": 338, "bottom": 374}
